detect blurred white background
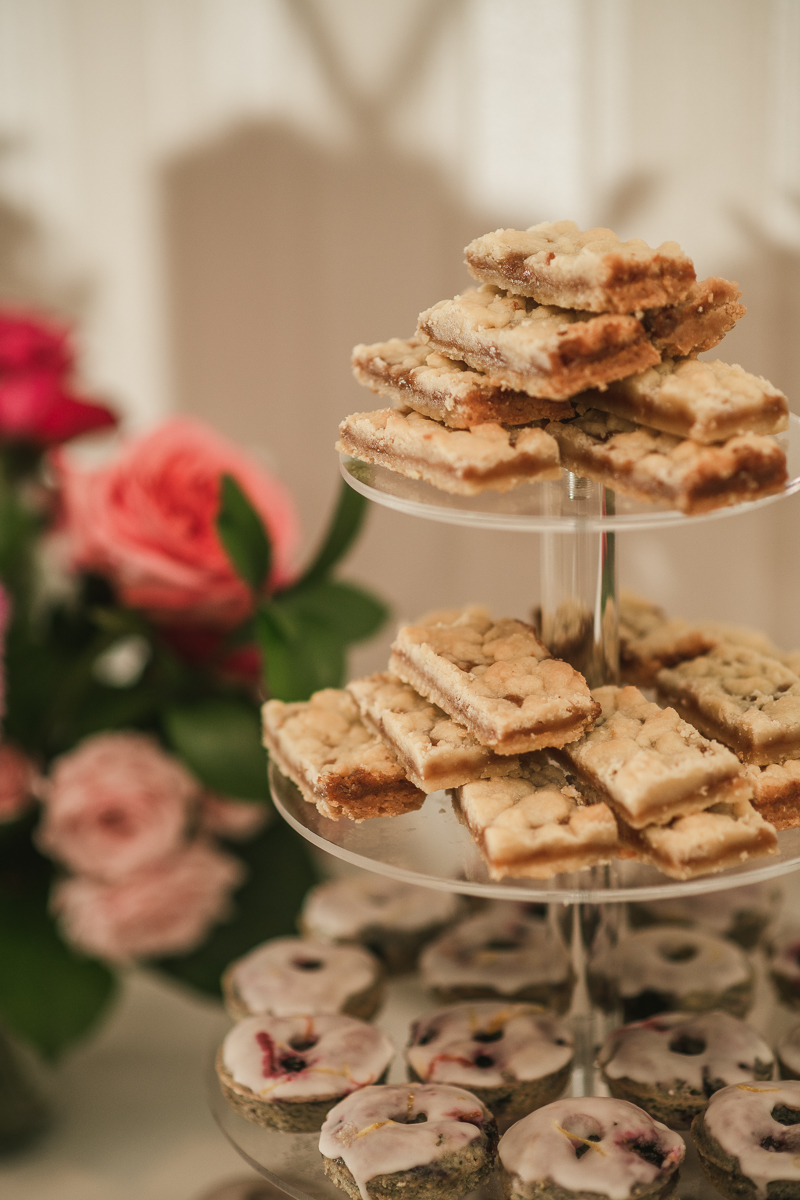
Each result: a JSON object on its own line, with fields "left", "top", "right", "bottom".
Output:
{"left": 1, "top": 3, "right": 799, "bottom": 1196}
{"left": 1, "top": 0, "right": 799, "bottom": 660}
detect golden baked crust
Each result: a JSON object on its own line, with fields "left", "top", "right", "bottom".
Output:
{"left": 546, "top": 407, "right": 787, "bottom": 515}
{"left": 464, "top": 221, "right": 695, "bottom": 313}
{"left": 336, "top": 408, "right": 561, "bottom": 495}
{"left": 261, "top": 690, "right": 425, "bottom": 820}
{"left": 453, "top": 754, "right": 619, "bottom": 879}
{"left": 347, "top": 672, "right": 514, "bottom": 792}
{"left": 556, "top": 684, "right": 746, "bottom": 829}
{"left": 389, "top": 605, "right": 600, "bottom": 756}
{"left": 417, "top": 286, "right": 660, "bottom": 401}
{"left": 643, "top": 277, "right": 746, "bottom": 356}
{"left": 657, "top": 646, "right": 800, "bottom": 766}
{"left": 579, "top": 357, "right": 787, "bottom": 444}
{"left": 351, "top": 338, "right": 571, "bottom": 428}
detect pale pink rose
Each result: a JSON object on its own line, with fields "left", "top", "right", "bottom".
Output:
{"left": 37, "top": 731, "right": 199, "bottom": 882}
{"left": 0, "top": 743, "right": 37, "bottom": 822}
{"left": 56, "top": 417, "right": 300, "bottom": 625}
{"left": 50, "top": 840, "right": 245, "bottom": 963}
{"left": 200, "top": 793, "right": 271, "bottom": 840}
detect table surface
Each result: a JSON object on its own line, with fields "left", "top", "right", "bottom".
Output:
{"left": 0, "top": 969, "right": 261, "bottom": 1200}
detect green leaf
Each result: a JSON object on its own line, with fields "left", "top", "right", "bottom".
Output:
{"left": 216, "top": 473, "right": 272, "bottom": 593}
{"left": 256, "top": 605, "right": 345, "bottom": 701}
{"left": 283, "top": 580, "right": 388, "bottom": 644}
{"left": 289, "top": 479, "right": 368, "bottom": 590}
{"left": 154, "top": 819, "right": 318, "bottom": 995}
{"left": 164, "top": 698, "right": 269, "bottom": 800}
{"left": 0, "top": 897, "right": 116, "bottom": 1060}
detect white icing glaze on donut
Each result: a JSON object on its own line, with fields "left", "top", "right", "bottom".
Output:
{"left": 420, "top": 914, "right": 571, "bottom": 995}
{"left": 591, "top": 928, "right": 751, "bottom": 998}
{"left": 702, "top": 1081, "right": 800, "bottom": 1195}
{"left": 598, "top": 1011, "right": 773, "bottom": 1091}
{"left": 636, "top": 882, "right": 780, "bottom": 936}
{"left": 770, "top": 926, "right": 800, "bottom": 988}
{"left": 778, "top": 1023, "right": 800, "bottom": 1076}
{"left": 499, "top": 1096, "right": 684, "bottom": 1200}
{"left": 230, "top": 938, "right": 379, "bottom": 1016}
{"left": 407, "top": 1002, "right": 573, "bottom": 1089}
{"left": 223, "top": 1013, "right": 393, "bottom": 1100}
{"left": 318, "top": 1082, "right": 492, "bottom": 1200}
{"left": 302, "top": 877, "right": 460, "bottom": 940}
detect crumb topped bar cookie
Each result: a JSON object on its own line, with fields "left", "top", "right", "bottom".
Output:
{"left": 618, "top": 590, "right": 717, "bottom": 686}
{"left": 347, "top": 672, "right": 513, "bottom": 792}
{"left": 351, "top": 338, "right": 571, "bottom": 429}
{"left": 580, "top": 358, "right": 788, "bottom": 444}
{"left": 389, "top": 606, "right": 600, "bottom": 756}
{"left": 656, "top": 646, "right": 800, "bottom": 765}
{"left": 742, "top": 759, "right": 800, "bottom": 829}
{"left": 555, "top": 685, "right": 747, "bottom": 829}
{"left": 262, "top": 689, "right": 425, "bottom": 820}
{"left": 620, "top": 793, "right": 777, "bottom": 879}
{"left": 417, "top": 286, "right": 660, "bottom": 400}
{"left": 452, "top": 753, "right": 620, "bottom": 879}
{"left": 618, "top": 591, "right": 784, "bottom": 687}
{"left": 642, "top": 277, "right": 746, "bottom": 357}
{"left": 336, "top": 408, "right": 561, "bottom": 496}
{"left": 464, "top": 220, "right": 695, "bottom": 313}
{"left": 546, "top": 408, "right": 787, "bottom": 515}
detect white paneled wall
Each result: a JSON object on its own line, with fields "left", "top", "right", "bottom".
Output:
{"left": 0, "top": 0, "right": 799, "bottom": 659}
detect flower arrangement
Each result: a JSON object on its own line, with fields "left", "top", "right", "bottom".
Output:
{"left": 0, "top": 309, "right": 387, "bottom": 1063}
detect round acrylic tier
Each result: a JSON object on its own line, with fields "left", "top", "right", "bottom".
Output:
{"left": 270, "top": 764, "right": 800, "bottom": 904}
{"left": 339, "top": 414, "right": 800, "bottom": 532}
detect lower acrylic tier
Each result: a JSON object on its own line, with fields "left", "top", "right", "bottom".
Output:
{"left": 209, "top": 956, "right": 792, "bottom": 1200}
{"left": 269, "top": 764, "right": 800, "bottom": 904}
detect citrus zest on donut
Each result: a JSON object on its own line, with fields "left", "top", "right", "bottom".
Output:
{"left": 736, "top": 1084, "right": 780, "bottom": 1092}
{"left": 553, "top": 1122, "right": 609, "bottom": 1155}
{"left": 407, "top": 1091, "right": 416, "bottom": 1120}
{"left": 354, "top": 1120, "right": 397, "bottom": 1137}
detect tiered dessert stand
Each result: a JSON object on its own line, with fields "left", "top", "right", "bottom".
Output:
{"left": 212, "top": 415, "right": 800, "bottom": 1199}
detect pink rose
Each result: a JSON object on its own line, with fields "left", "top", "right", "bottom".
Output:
{"left": 37, "top": 732, "right": 199, "bottom": 882}
{"left": 56, "top": 417, "right": 300, "bottom": 625}
{"left": 0, "top": 743, "right": 37, "bottom": 823}
{"left": 50, "top": 840, "right": 244, "bottom": 963}
{"left": 0, "top": 311, "right": 117, "bottom": 444}
{"left": 200, "top": 793, "right": 271, "bottom": 840}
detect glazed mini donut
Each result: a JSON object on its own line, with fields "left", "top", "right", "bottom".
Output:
{"left": 498, "top": 1096, "right": 684, "bottom": 1200}
{"left": 769, "top": 926, "right": 800, "bottom": 1009}
{"left": 216, "top": 1012, "right": 394, "bottom": 1132}
{"left": 406, "top": 1002, "right": 574, "bottom": 1120}
{"left": 778, "top": 1023, "right": 800, "bottom": 1080}
{"left": 692, "top": 1081, "right": 800, "bottom": 1199}
{"left": 628, "top": 881, "right": 782, "bottom": 950}
{"left": 598, "top": 1010, "right": 774, "bottom": 1128}
{"left": 588, "top": 927, "right": 754, "bottom": 1021}
{"left": 420, "top": 913, "right": 574, "bottom": 1012}
{"left": 300, "top": 877, "right": 461, "bottom": 974}
{"left": 222, "top": 937, "right": 384, "bottom": 1021}
{"left": 319, "top": 1082, "right": 497, "bottom": 1200}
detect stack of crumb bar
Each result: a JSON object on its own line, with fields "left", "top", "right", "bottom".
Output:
{"left": 619, "top": 590, "right": 800, "bottom": 832}
{"left": 262, "top": 605, "right": 778, "bottom": 882}
{"left": 339, "top": 221, "right": 788, "bottom": 514}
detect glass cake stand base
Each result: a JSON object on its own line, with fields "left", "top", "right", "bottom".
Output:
{"left": 269, "top": 763, "right": 800, "bottom": 905}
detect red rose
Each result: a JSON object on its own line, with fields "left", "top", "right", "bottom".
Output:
{"left": 0, "top": 311, "right": 117, "bottom": 445}
{"left": 57, "top": 417, "right": 300, "bottom": 625}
